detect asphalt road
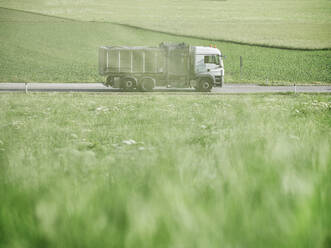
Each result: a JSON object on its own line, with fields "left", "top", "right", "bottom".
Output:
{"left": 0, "top": 83, "right": 330, "bottom": 94}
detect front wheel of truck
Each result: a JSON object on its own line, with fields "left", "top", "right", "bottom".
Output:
{"left": 197, "top": 78, "right": 213, "bottom": 92}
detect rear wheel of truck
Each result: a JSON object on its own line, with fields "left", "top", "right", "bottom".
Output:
{"left": 139, "top": 77, "right": 155, "bottom": 92}
{"left": 197, "top": 78, "right": 213, "bottom": 92}
{"left": 121, "top": 78, "right": 136, "bottom": 91}
{"left": 104, "top": 76, "right": 114, "bottom": 87}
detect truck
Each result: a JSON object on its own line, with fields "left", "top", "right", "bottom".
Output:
{"left": 98, "top": 42, "right": 224, "bottom": 92}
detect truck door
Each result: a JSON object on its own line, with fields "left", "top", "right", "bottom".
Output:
{"left": 195, "top": 54, "right": 219, "bottom": 72}
{"left": 195, "top": 55, "right": 207, "bottom": 73}
{"left": 204, "top": 55, "right": 221, "bottom": 72}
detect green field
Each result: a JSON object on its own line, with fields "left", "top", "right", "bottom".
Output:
{"left": 1, "top": 0, "right": 330, "bottom": 49}
{"left": 0, "top": 93, "right": 330, "bottom": 247}
{"left": 1, "top": 1, "right": 331, "bottom": 247}
{"left": 0, "top": 8, "right": 330, "bottom": 84}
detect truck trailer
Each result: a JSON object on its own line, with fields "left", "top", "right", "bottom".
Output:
{"left": 99, "top": 42, "right": 224, "bottom": 92}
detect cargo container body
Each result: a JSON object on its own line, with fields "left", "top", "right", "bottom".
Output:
{"left": 99, "top": 43, "right": 224, "bottom": 91}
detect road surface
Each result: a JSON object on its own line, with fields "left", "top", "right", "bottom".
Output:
{"left": 0, "top": 83, "right": 330, "bottom": 94}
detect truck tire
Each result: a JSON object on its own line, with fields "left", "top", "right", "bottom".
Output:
{"left": 105, "top": 76, "right": 114, "bottom": 87}
{"left": 197, "top": 78, "right": 213, "bottom": 92}
{"left": 121, "top": 77, "right": 136, "bottom": 91}
{"left": 139, "top": 77, "right": 155, "bottom": 92}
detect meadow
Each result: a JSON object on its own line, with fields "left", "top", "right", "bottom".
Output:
{"left": 1, "top": 0, "right": 330, "bottom": 247}
{"left": 0, "top": 0, "right": 330, "bottom": 49}
{"left": 0, "top": 92, "right": 330, "bottom": 247}
{"left": 0, "top": 8, "right": 330, "bottom": 84}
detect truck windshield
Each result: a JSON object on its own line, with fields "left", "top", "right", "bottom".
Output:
{"left": 204, "top": 55, "right": 220, "bottom": 65}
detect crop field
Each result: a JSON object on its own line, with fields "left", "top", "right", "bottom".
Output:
{"left": 0, "top": 0, "right": 330, "bottom": 49}
{"left": 0, "top": 8, "right": 330, "bottom": 84}
{"left": 1, "top": 0, "right": 331, "bottom": 247}
{"left": 0, "top": 93, "right": 330, "bottom": 247}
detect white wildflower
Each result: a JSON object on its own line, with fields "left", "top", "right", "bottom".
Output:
{"left": 201, "top": 125, "right": 207, "bottom": 129}
{"left": 70, "top": 133, "right": 78, "bottom": 139}
{"left": 122, "top": 139, "right": 137, "bottom": 145}
{"left": 289, "top": 135, "right": 299, "bottom": 140}
{"left": 96, "top": 106, "right": 109, "bottom": 112}
{"left": 320, "top": 102, "right": 328, "bottom": 108}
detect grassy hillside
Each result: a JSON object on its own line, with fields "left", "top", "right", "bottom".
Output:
{"left": 0, "top": 8, "right": 330, "bottom": 84}
{"left": 0, "top": 0, "right": 330, "bottom": 49}
{"left": 0, "top": 93, "right": 330, "bottom": 247}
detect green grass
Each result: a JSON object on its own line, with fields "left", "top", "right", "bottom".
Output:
{"left": 0, "top": 8, "right": 330, "bottom": 84}
{"left": 0, "top": 92, "right": 330, "bottom": 247}
{"left": 0, "top": 0, "right": 330, "bottom": 49}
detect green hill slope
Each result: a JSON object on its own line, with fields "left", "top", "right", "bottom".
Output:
{"left": 0, "top": 8, "right": 330, "bottom": 84}
{"left": 0, "top": 0, "right": 330, "bottom": 49}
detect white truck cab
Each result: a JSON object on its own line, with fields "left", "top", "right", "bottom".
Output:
{"left": 193, "top": 46, "right": 224, "bottom": 86}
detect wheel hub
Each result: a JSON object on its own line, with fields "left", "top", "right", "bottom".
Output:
{"left": 126, "top": 81, "right": 133, "bottom": 88}
{"left": 202, "top": 82, "right": 210, "bottom": 89}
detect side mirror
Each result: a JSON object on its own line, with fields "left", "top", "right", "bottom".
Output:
{"left": 221, "top": 55, "right": 226, "bottom": 59}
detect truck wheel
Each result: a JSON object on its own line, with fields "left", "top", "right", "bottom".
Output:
{"left": 121, "top": 78, "right": 136, "bottom": 91}
{"left": 197, "top": 78, "right": 213, "bottom": 92}
{"left": 105, "top": 76, "right": 114, "bottom": 87}
{"left": 140, "top": 78, "right": 155, "bottom": 92}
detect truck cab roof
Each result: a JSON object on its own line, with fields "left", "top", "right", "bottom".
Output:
{"left": 194, "top": 46, "right": 221, "bottom": 55}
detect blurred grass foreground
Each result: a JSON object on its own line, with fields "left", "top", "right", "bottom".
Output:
{"left": 0, "top": 93, "right": 331, "bottom": 247}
